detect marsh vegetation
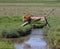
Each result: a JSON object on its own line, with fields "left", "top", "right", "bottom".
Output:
{"left": 0, "top": 1, "right": 60, "bottom": 49}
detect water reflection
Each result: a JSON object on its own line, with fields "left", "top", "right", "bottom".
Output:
{"left": 30, "top": 29, "right": 43, "bottom": 35}
{"left": 14, "top": 29, "right": 48, "bottom": 49}
{"left": 14, "top": 44, "right": 23, "bottom": 49}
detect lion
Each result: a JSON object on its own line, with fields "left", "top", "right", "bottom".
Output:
{"left": 22, "top": 14, "right": 50, "bottom": 27}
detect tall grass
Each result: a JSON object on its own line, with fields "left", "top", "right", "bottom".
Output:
{"left": 0, "top": 41, "right": 14, "bottom": 49}
{"left": 44, "top": 16, "right": 60, "bottom": 49}
{"left": 0, "top": 16, "right": 60, "bottom": 49}
{"left": 0, "top": 16, "right": 45, "bottom": 49}
{"left": 0, "top": 16, "right": 32, "bottom": 38}
{"left": 0, "top": 0, "right": 60, "bottom": 3}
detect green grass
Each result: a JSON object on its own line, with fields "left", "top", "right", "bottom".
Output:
{"left": 0, "top": 41, "right": 14, "bottom": 49}
{"left": 0, "top": 16, "right": 44, "bottom": 38}
{"left": 0, "top": 16, "right": 44, "bottom": 49}
{"left": 0, "top": 16, "right": 32, "bottom": 38}
{"left": 0, "top": 2, "right": 60, "bottom": 49}
{"left": 44, "top": 16, "right": 60, "bottom": 49}
{"left": 0, "top": 0, "right": 60, "bottom": 3}
{"left": 0, "top": 16, "right": 22, "bottom": 34}
{"left": 0, "top": 16, "right": 60, "bottom": 49}
{"left": 0, "top": 16, "right": 30, "bottom": 49}
{"left": 0, "top": 3, "right": 60, "bottom": 7}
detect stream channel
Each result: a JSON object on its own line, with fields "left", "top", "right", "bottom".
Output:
{"left": 14, "top": 29, "right": 49, "bottom": 49}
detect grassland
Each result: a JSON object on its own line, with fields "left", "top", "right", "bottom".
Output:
{"left": 44, "top": 16, "right": 60, "bottom": 49}
{"left": 0, "top": 4, "right": 60, "bottom": 17}
{"left": 0, "top": 41, "right": 14, "bottom": 49}
{"left": 0, "top": 16, "right": 32, "bottom": 38}
{"left": 0, "top": 16, "right": 45, "bottom": 49}
{"left": 0, "top": 16, "right": 32, "bottom": 49}
{"left": 0, "top": 1, "right": 60, "bottom": 49}
{"left": 0, "top": 0, "right": 60, "bottom": 3}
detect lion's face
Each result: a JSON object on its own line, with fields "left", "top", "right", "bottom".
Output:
{"left": 23, "top": 15, "right": 31, "bottom": 22}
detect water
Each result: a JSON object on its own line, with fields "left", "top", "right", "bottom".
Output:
{"left": 14, "top": 29, "right": 49, "bottom": 49}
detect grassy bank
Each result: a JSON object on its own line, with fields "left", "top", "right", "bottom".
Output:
{"left": 0, "top": 2, "right": 60, "bottom": 49}
{"left": 0, "top": 16, "right": 44, "bottom": 49}
{"left": 0, "top": 16, "right": 31, "bottom": 49}
{"left": 0, "top": 16, "right": 32, "bottom": 38}
{"left": 44, "top": 16, "right": 60, "bottom": 49}
{"left": 0, "top": 16, "right": 60, "bottom": 49}
{"left": 0, "top": 16, "right": 44, "bottom": 38}
{"left": 0, "top": 41, "right": 14, "bottom": 49}
{"left": 0, "top": 35, "right": 29, "bottom": 49}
